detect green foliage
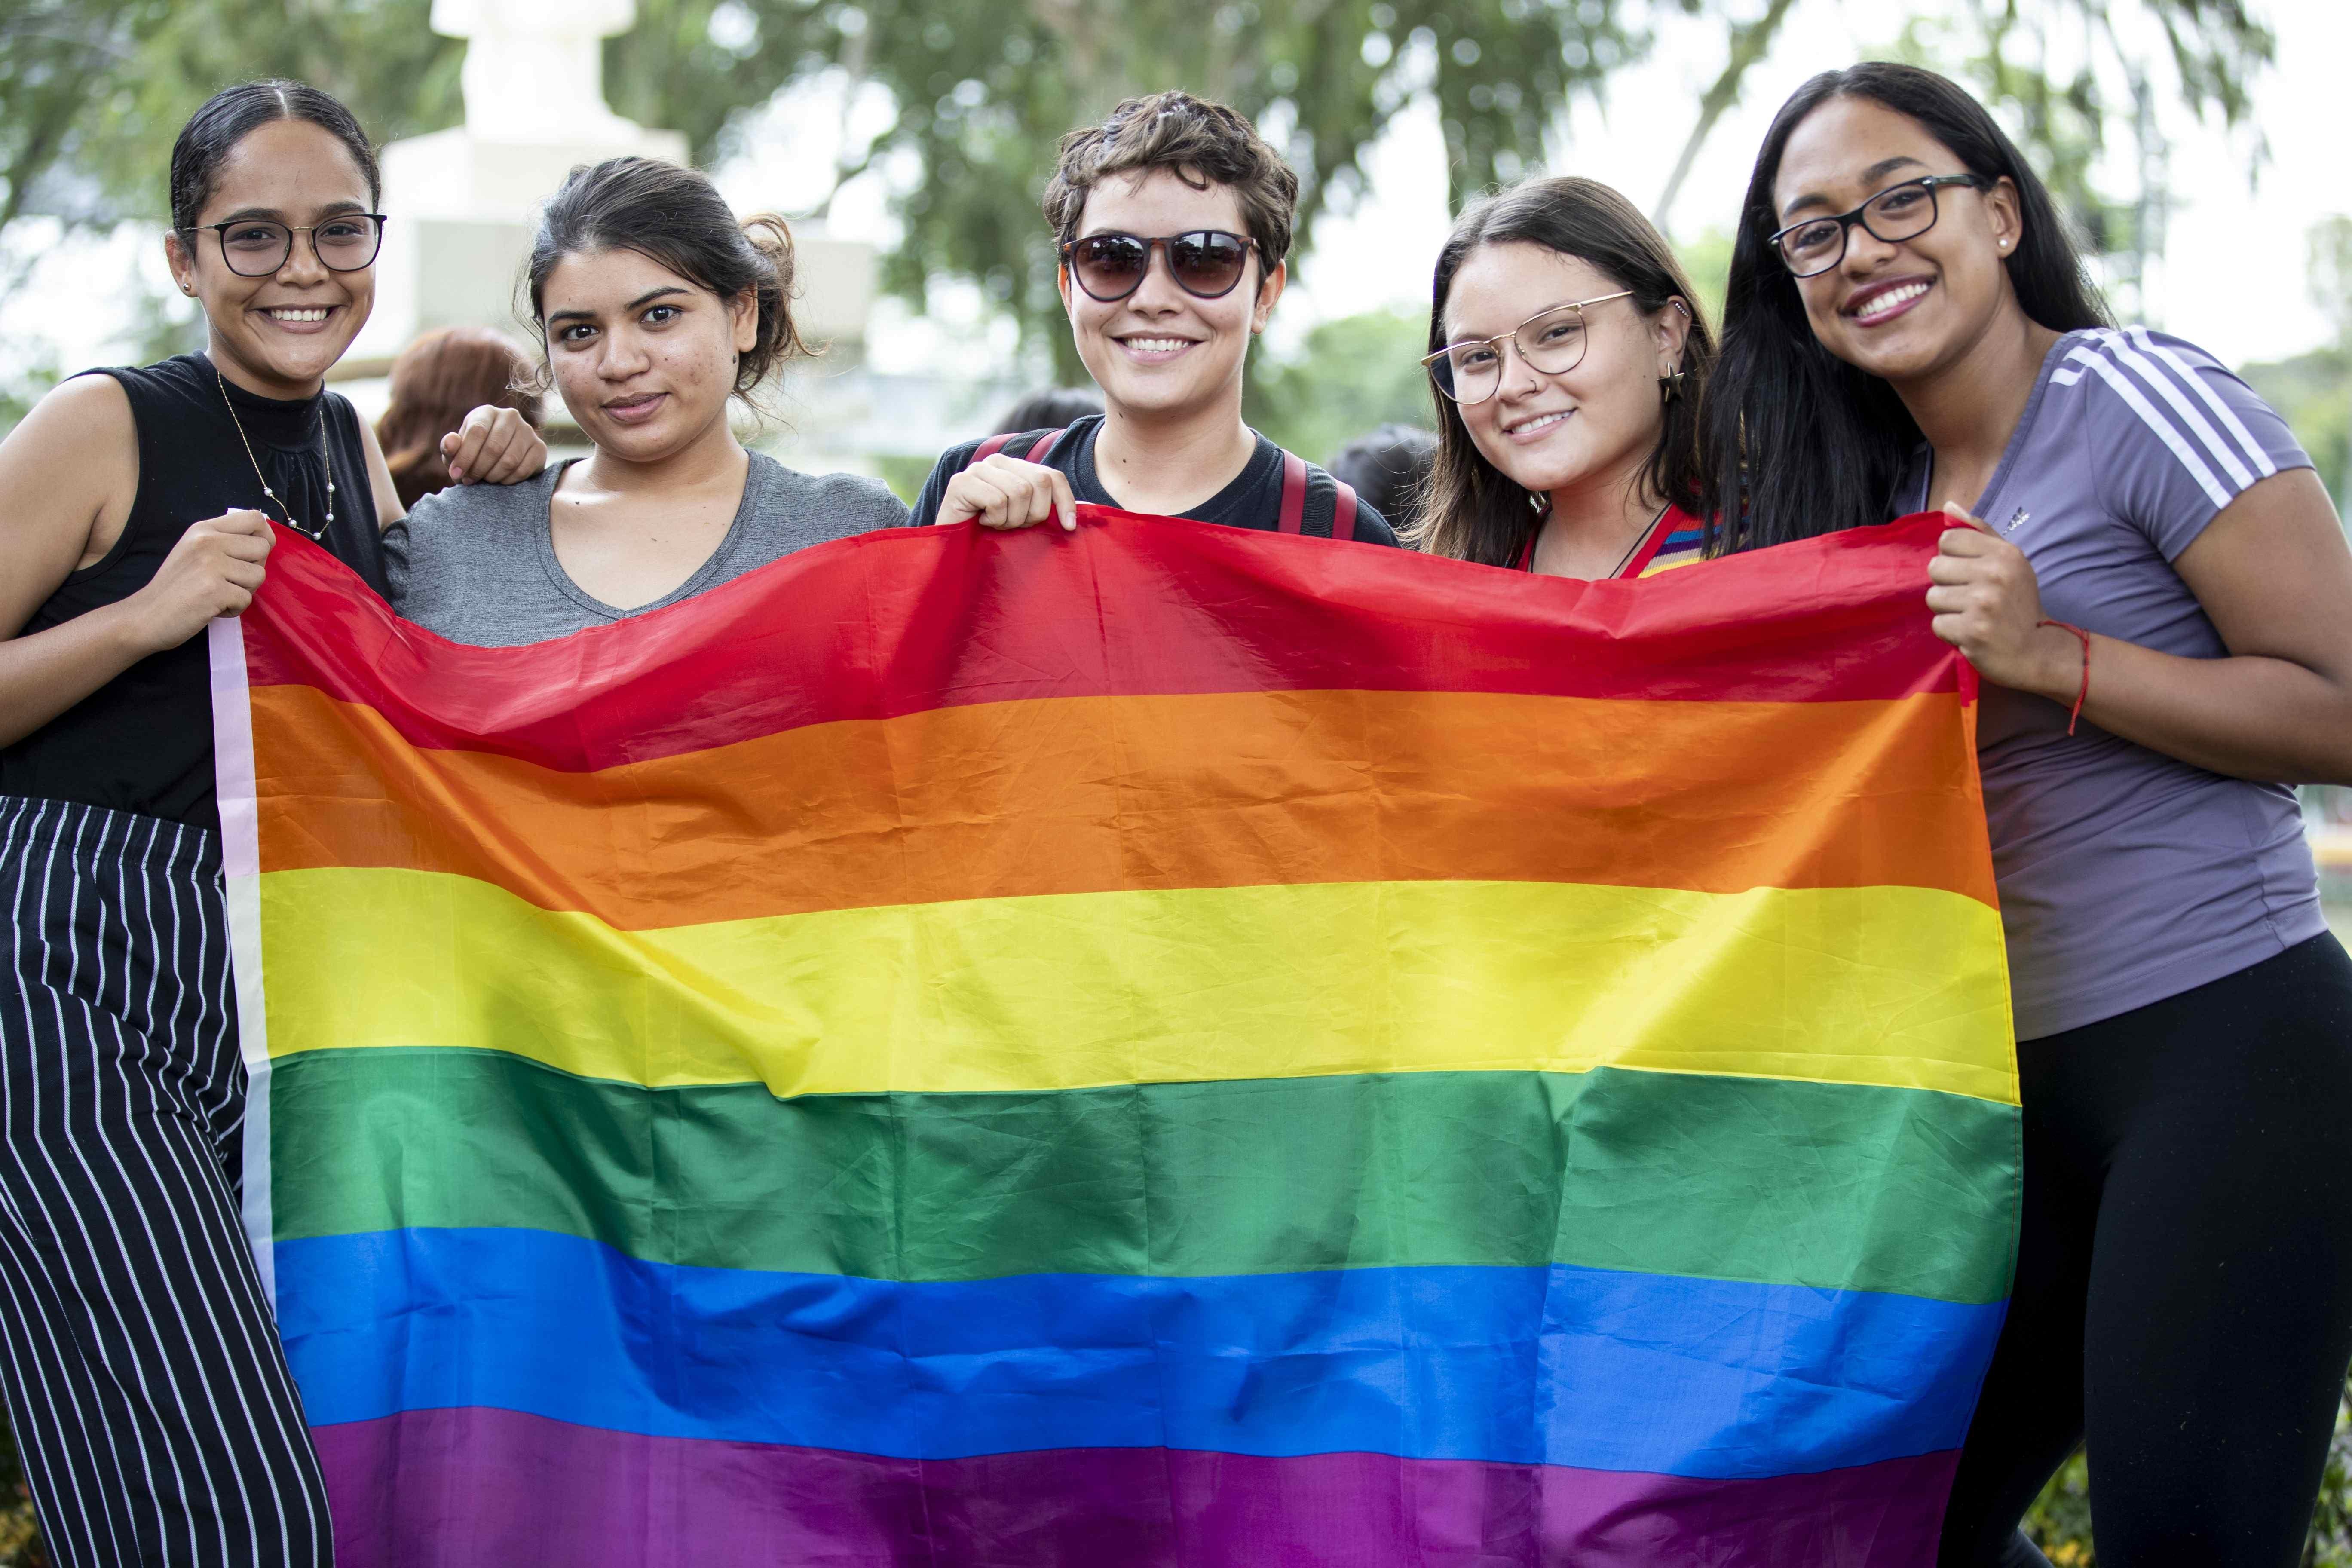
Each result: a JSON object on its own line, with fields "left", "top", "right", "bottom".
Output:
{"left": 2241, "top": 344, "right": 2351, "bottom": 514}
{"left": 0, "top": 337, "right": 60, "bottom": 435}
{"left": 2024, "top": 1449, "right": 2098, "bottom": 1565}
{"left": 1877, "top": 0, "right": 2272, "bottom": 316}
{"left": 0, "top": 1408, "right": 43, "bottom": 1566}
{"left": 0, "top": 0, "right": 2296, "bottom": 378}
{"left": 873, "top": 451, "right": 936, "bottom": 506}
{"left": 71, "top": 0, "right": 466, "bottom": 223}
{"left": 2239, "top": 216, "right": 2352, "bottom": 515}
{"left": 1675, "top": 227, "right": 1733, "bottom": 331}
{"left": 1246, "top": 306, "right": 1435, "bottom": 466}
{"left": 2312, "top": 216, "right": 2352, "bottom": 348}
{"left": 602, "top": 0, "right": 830, "bottom": 167}
{"left": 0, "top": 2, "right": 160, "bottom": 239}
{"left": 803, "top": 0, "right": 1644, "bottom": 379}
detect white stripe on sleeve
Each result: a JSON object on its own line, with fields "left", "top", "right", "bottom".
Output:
{"left": 2063, "top": 347, "right": 2235, "bottom": 510}
{"left": 2099, "top": 331, "right": 2257, "bottom": 490}
{"left": 2125, "top": 326, "right": 2277, "bottom": 479}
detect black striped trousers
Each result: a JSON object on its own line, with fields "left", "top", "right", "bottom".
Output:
{"left": 0, "top": 796, "right": 331, "bottom": 1566}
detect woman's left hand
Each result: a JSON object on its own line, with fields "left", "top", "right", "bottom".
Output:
{"left": 1925, "top": 503, "right": 2079, "bottom": 698}
{"left": 443, "top": 406, "right": 547, "bottom": 485}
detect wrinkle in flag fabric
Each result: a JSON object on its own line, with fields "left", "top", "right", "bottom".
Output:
{"left": 211, "top": 505, "right": 2019, "bottom": 1565}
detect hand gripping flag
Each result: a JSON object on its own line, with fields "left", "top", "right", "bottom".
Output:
{"left": 210, "top": 507, "right": 2018, "bottom": 1566}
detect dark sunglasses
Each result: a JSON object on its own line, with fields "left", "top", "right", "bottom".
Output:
{"left": 1060, "top": 230, "right": 1258, "bottom": 302}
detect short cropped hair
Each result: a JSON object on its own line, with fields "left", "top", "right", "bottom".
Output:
{"left": 1041, "top": 91, "right": 1300, "bottom": 273}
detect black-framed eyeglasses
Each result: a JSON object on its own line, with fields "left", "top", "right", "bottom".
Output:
{"left": 190, "top": 214, "right": 388, "bottom": 278}
{"left": 1060, "top": 230, "right": 1258, "bottom": 302}
{"left": 1420, "top": 291, "right": 1632, "bottom": 406}
{"left": 1768, "top": 175, "right": 1986, "bottom": 279}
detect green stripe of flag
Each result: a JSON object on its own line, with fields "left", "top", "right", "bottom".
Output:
{"left": 270, "top": 1047, "right": 2017, "bottom": 1304}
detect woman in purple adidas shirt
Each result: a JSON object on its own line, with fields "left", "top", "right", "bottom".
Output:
{"left": 1706, "top": 62, "right": 2352, "bottom": 1568}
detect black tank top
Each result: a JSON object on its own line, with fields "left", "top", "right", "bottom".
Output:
{"left": 0, "top": 354, "right": 385, "bottom": 833}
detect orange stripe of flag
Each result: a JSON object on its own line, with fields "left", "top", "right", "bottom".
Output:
{"left": 251, "top": 683, "right": 1994, "bottom": 930}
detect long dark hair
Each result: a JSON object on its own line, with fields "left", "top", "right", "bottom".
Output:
{"left": 526, "top": 156, "right": 808, "bottom": 395}
{"left": 170, "top": 80, "right": 381, "bottom": 235}
{"left": 1700, "top": 62, "right": 2111, "bottom": 553}
{"left": 1416, "top": 177, "right": 1715, "bottom": 567}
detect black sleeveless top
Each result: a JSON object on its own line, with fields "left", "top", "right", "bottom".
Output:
{"left": 0, "top": 354, "right": 384, "bottom": 833}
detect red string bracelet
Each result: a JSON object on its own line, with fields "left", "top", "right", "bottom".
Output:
{"left": 2038, "top": 619, "right": 2091, "bottom": 735}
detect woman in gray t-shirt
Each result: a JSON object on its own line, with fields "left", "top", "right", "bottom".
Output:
{"left": 385, "top": 157, "right": 905, "bottom": 646}
{"left": 1706, "top": 64, "right": 2352, "bottom": 1565}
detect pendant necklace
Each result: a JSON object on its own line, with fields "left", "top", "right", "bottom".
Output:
{"left": 217, "top": 368, "right": 334, "bottom": 541}
{"left": 1606, "top": 503, "right": 1672, "bottom": 579}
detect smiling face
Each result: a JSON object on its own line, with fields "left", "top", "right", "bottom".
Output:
{"left": 165, "top": 117, "right": 377, "bottom": 399}
{"left": 1059, "top": 167, "right": 1283, "bottom": 423}
{"left": 1438, "top": 241, "right": 1686, "bottom": 504}
{"left": 1770, "top": 95, "right": 2025, "bottom": 387}
{"left": 540, "top": 246, "right": 758, "bottom": 464}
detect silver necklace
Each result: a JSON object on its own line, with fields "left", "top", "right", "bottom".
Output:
{"left": 217, "top": 368, "right": 334, "bottom": 541}
{"left": 1534, "top": 500, "right": 1670, "bottom": 576}
{"left": 1606, "top": 503, "right": 1673, "bottom": 579}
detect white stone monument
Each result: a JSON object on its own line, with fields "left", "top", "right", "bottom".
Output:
{"left": 355, "top": 0, "right": 875, "bottom": 364}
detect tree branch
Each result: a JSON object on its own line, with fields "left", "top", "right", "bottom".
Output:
{"left": 1653, "top": 0, "right": 1802, "bottom": 235}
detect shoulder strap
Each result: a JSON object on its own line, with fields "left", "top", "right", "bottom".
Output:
{"left": 1329, "top": 480, "right": 1359, "bottom": 542}
{"left": 1272, "top": 449, "right": 1361, "bottom": 540}
{"left": 1276, "top": 450, "right": 1309, "bottom": 534}
{"left": 968, "top": 425, "right": 1072, "bottom": 470}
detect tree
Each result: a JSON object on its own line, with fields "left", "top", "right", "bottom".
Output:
{"left": 0, "top": 0, "right": 2289, "bottom": 384}
{"left": 0, "top": 0, "right": 167, "bottom": 294}
{"left": 1246, "top": 306, "right": 1435, "bottom": 466}
{"left": 1650, "top": 0, "right": 2273, "bottom": 324}
{"left": 781, "top": 0, "right": 1646, "bottom": 378}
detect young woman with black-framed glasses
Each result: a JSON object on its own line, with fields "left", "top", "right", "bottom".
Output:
{"left": 907, "top": 90, "right": 1399, "bottom": 547}
{"left": 0, "top": 79, "right": 543, "bottom": 1566}
{"left": 1704, "top": 61, "right": 2352, "bottom": 1566}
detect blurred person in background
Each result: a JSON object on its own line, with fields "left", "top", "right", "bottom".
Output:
{"left": 1326, "top": 423, "right": 1436, "bottom": 542}
{"left": 377, "top": 325, "right": 545, "bottom": 511}
{"left": 992, "top": 385, "right": 1102, "bottom": 435}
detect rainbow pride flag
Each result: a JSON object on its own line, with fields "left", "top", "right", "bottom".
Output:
{"left": 211, "top": 507, "right": 2017, "bottom": 1565}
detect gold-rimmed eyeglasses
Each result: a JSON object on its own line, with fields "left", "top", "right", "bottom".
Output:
{"left": 1422, "top": 291, "right": 1632, "bottom": 406}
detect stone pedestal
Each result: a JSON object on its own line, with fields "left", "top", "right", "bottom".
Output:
{"left": 352, "top": 0, "right": 876, "bottom": 365}
{"left": 355, "top": 126, "right": 690, "bottom": 359}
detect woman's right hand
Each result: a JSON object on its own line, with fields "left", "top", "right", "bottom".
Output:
{"left": 125, "top": 509, "right": 274, "bottom": 652}
{"left": 938, "top": 457, "right": 1078, "bottom": 532}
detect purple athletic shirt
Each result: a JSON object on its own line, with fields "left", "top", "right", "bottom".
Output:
{"left": 1894, "top": 326, "right": 2324, "bottom": 1041}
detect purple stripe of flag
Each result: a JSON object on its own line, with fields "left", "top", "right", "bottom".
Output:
{"left": 316, "top": 1406, "right": 1955, "bottom": 1567}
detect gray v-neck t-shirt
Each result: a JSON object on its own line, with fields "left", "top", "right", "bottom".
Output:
{"left": 384, "top": 451, "right": 908, "bottom": 646}
{"left": 1892, "top": 325, "right": 2321, "bottom": 1040}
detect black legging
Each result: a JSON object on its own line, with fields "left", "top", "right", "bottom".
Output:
{"left": 1940, "top": 932, "right": 2352, "bottom": 1567}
